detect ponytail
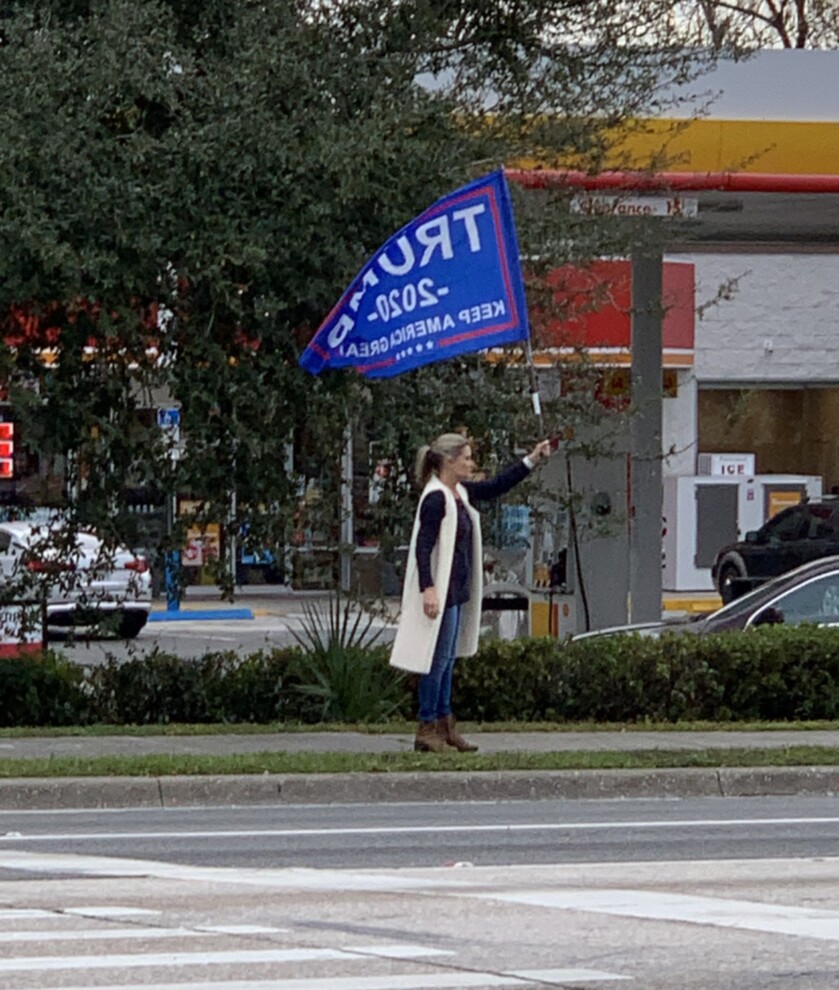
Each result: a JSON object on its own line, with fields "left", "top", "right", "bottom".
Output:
{"left": 415, "top": 445, "right": 436, "bottom": 488}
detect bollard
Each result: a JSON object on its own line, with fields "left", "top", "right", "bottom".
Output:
{"left": 165, "top": 550, "right": 181, "bottom": 612}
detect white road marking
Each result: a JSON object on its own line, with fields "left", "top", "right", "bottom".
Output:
{"left": 0, "top": 909, "right": 55, "bottom": 919}
{"left": 512, "top": 971, "right": 628, "bottom": 983}
{"left": 0, "top": 927, "right": 248, "bottom": 943}
{"left": 347, "top": 944, "right": 453, "bottom": 959}
{"left": 0, "top": 972, "right": 629, "bottom": 990}
{"left": 479, "top": 888, "right": 839, "bottom": 943}
{"left": 0, "top": 943, "right": 450, "bottom": 973}
{"left": 63, "top": 906, "right": 161, "bottom": 917}
{"left": 0, "top": 851, "right": 449, "bottom": 890}
{"left": 2, "top": 816, "right": 838, "bottom": 843}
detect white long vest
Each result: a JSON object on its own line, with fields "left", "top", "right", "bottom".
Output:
{"left": 389, "top": 475, "right": 483, "bottom": 674}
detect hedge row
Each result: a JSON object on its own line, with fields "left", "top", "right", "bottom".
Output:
{"left": 0, "top": 643, "right": 407, "bottom": 728}
{"left": 455, "top": 625, "right": 839, "bottom": 722}
{"left": 3, "top": 624, "right": 839, "bottom": 727}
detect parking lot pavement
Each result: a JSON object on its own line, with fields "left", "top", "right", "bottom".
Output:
{"left": 150, "top": 587, "right": 721, "bottom": 626}
{"left": 150, "top": 587, "right": 394, "bottom": 622}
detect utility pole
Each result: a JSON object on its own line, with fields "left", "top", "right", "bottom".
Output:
{"left": 629, "top": 245, "right": 663, "bottom": 623}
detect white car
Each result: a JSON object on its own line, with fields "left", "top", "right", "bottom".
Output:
{"left": 0, "top": 520, "right": 152, "bottom": 639}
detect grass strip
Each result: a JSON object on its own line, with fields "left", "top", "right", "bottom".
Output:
{"left": 2, "top": 719, "right": 839, "bottom": 738}
{"left": 2, "top": 746, "right": 839, "bottom": 778}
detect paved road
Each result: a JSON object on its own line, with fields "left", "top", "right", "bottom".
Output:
{"left": 1, "top": 795, "right": 837, "bottom": 870}
{"left": 1, "top": 838, "right": 838, "bottom": 989}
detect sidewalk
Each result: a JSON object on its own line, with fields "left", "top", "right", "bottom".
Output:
{"left": 1, "top": 728, "right": 838, "bottom": 811}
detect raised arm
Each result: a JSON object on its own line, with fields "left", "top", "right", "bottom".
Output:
{"left": 464, "top": 439, "right": 552, "bottom": 503}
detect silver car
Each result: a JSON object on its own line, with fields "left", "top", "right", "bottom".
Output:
{"left": 573, "top": 555, "right": 839, "bottom": 641}
{"left": 0, "top": 520, "right": 152, "bottom": 639}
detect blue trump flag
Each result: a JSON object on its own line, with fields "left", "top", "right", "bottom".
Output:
{"left": 298, "top": 170, "right": 529, "bottom": 379}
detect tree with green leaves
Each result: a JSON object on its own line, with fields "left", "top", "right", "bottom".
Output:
{"left": 0, "top": 0, "right": 715, "bottom": 595}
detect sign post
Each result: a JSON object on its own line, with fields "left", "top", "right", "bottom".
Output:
{"left": 158, "top": 407, "right": 182, "bottom": 612}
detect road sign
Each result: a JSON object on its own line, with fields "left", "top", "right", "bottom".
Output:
{"left": 157, "top": 407, "right": 181, "bottom": 460}
{"left": 157, "top": 407, "right": 181, "bottom": 429}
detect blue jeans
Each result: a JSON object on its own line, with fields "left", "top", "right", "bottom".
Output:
{"left": 418, "top": 605, "right": 461, "bottom": 723}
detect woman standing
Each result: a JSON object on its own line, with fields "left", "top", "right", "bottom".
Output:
{"left": 389, "top": 433, "right": 552, "bottom": 752}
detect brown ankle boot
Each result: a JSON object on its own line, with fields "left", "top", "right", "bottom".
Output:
{"left": 414, "top": 720, "right": 448, "bottom": 753}
{"left": 438, "top": 714, "right": 478, "bottom": 752}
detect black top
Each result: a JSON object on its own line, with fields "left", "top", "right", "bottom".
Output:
{"left": 416, "top": 460, "right": 531, "bottom": 607}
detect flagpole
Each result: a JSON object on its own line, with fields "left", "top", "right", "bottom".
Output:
{"left": 523, "top": 338, "right": 544, "bottom": 435}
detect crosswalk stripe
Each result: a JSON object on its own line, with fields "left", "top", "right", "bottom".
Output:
{"left": 345, "top": 944, "right": 453, "bottom": 959}
{"left": 0, "top": 909, "right": 54, "bottom": 919}
{"left": 478, "top": 888, "right": 839, "bottom": 942}
{"left": 0, "top": 944, "right": 450, "bottom": 973}
{"left": 0, "top": 971, "right": 629, "bottom": 990}
{"left": 0, "top": 851, "right": 442, "bottom": 891}
{"left": 0, "top": 928, "right": 236, "bottom": 944}
{"left": 63, "top": 906, "right": 161, "bottom": 918}
{"left": 512, "top": 971, "right": 629, "bottom": 983}
{"left": 0, "top": 948, "right": 342, "bottom": 974}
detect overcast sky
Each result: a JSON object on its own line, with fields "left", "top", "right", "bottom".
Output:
{"left": 679, "top": 49, "right": 838, "bottom": 121}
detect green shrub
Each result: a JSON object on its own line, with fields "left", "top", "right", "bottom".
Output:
{"left": 286, "top": 594, "right": 412, "bottom": 723}
{"left": 202, "top": 648, "right": 296, "bottom": 723}
{"left": 709, "top": 625, "right": 839, "bottom": 721}
{"left": 456, "top": 625, "right": 839, "bottom": 724}
{"left": 86, "top": 650, "right": 215, "bottom": 724}
{"left": 286, "top": 643, "right": 411, "bottom": 723}
{"left": 5, "top": 623, "right": 839, "bottom": 728}
{"left": 0, "top": 652, "right": 87, "bottom": 727}
{"left": 86, "top": 647, "right": 300, "bottom": 725}
{"left": 454, "top": 637, "right": 559, "bottom": 722}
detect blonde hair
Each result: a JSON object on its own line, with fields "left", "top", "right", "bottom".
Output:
{"left": 415, "top": 433, "right": 471, "bottom": 487}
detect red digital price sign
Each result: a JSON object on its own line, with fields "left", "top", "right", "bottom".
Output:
{"left": 0, "top": 423, "right": 14, "bottom": 479}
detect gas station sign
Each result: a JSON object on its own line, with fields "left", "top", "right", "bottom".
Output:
{"left": 571, "top": 195, "right": 698, "bottom": 218}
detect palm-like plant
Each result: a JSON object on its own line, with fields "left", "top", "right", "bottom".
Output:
{"left": 289, "top": 593, "right": 410, "bottom": 723}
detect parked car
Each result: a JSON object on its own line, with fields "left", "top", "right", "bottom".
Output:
{"left": 0, "top": 521, "right": 152, "bottom": 638}
{"left": 712, "top": 497, "right": 839, "bottom": 602}
{"left": 573, "top": 555, "right": 839, "bottom": 641}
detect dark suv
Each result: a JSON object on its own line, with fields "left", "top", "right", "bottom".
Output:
{"left": 712, "top": 498, "right": 839, "bottom": 602}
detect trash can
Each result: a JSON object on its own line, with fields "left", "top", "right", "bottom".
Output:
{"left": 481, "top": 582, "right": 531, "bottom": 640}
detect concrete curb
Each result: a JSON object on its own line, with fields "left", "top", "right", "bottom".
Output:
{"left": 1, "top": 766, "right": 838, "bottom": 811}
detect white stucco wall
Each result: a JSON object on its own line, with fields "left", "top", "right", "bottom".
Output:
{"left": 669, "top": 252, "right": 839, "bottom": 385}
